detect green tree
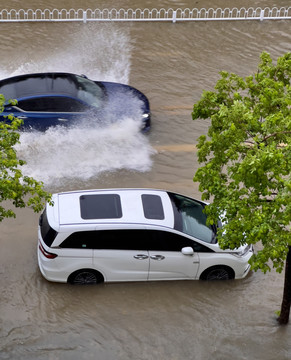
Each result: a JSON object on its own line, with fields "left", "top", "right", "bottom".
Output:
{"left": 192, "top": 52, "right": 291, "bottom": 324}
{"left": 0, "top": 95, "right": 51, "bottom": 221}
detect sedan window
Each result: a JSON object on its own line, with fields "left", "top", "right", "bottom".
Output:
{"left": 75, "top": 75, "right": 105, "bottom": 109}
{"left": 17, "top": 97, "right": 89, "bottom": 112}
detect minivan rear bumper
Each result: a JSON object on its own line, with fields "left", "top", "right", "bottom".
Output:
{"left": 37, "top": 247, "right": 66, "bottom": 283}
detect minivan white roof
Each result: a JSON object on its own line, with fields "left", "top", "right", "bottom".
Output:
{"left": 47, "top": 188, "right": 175, "bottom": 231}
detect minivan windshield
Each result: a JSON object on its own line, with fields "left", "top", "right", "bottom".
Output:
{"left": 168, "top": 193, "right": 214, "bottom": 243}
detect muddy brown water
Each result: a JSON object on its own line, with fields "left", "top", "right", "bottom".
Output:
{"left": 1, "top": 1, "right": 291, "bottom": 359}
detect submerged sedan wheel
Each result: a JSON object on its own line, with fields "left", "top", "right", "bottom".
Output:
{"left": 201, "top": 266, "right": 234, "bottom": 281}
{"left": 68, "top": 270, "right": 103, "bottom": 285}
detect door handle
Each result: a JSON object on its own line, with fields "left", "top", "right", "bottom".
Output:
{"left": 58, "top": 118, "right": 69, "bottom": 122}
{"left": 17, "top": 115, "right": 28, "bottom": 119}
{"left": 134, "top": 254, "right": 149, "bottom": 260}
{"left": 150, "top": 255, "right": 165, "bottom": 261}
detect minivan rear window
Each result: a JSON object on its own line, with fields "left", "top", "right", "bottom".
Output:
{"left": 39, "top": 208, "right": 58, "bottom": 247}
{"left": 80, "top": 194, "right": 122, "bottom": 219}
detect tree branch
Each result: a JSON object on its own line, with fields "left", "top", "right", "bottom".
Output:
{"left": 264, "top": 131, "right": 291, "bottom": 142}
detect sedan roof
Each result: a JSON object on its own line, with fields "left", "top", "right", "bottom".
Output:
{"left": 0, "top": 73, "right": 82, "bottom": 100}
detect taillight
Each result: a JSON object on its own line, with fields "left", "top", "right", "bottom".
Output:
{"left": 39, "top": 242, "right": 58, "bottom": 259}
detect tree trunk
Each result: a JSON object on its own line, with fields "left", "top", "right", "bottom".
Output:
{"left": 277, "top": 247, "right": 291, "bottom": 325}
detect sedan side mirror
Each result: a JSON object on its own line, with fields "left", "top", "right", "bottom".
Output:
{"left": 181, "top": 247, "right": 194, "bottom": 256}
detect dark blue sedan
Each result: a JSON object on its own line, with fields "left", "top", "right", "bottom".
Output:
{"left": 0, "top": 72, "right": 151, "bottom": 131}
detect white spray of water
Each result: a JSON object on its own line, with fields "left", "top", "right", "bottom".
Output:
{"left": 3, "top": 24, "right": 154, "bottom": 187}
{"left": 7, "top": 24, "right": 132, "bottom": 84}
{"left": 15, "top": 119, "right": 155, "bottom": 186}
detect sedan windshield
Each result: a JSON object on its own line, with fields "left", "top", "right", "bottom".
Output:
{"left": 169, "top": 193, "right": 214, "bottom": 243}
{"left": 75, "top": 75, "right": 105, "bottom": 109}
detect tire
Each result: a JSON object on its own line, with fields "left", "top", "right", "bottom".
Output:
{"left": 68, "top": 269, "right": 104, "bottom": 285}
{"left": 200, "top": 266, "right": 234, "bottom": 281}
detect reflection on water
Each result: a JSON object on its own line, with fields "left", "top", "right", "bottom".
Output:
{"left": 1, "top": 6, "right": 291, "bottom": 360}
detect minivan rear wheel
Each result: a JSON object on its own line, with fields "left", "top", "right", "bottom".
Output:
{"left": 68, "top": 270, "right": 104, "bottom": 285}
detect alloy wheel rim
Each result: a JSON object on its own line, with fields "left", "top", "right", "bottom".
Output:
{"left": 74, "top": 272, "right": 97, "bottom": 285}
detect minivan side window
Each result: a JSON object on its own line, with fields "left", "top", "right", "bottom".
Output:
{"left": 147, "top": 230, "right": 214, "bottom": 253}
{"left": 59, "top": 231, "right": 95, "bottom": 249}
{"left": 59, "top": 229, "right": 213, "bottom": 252}
{"left": 59, "top": 230, "right": 148, "bottom": 250}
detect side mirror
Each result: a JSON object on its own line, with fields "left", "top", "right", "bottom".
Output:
{"left": 181, "top": 247, "right": 194, "bottom": 256}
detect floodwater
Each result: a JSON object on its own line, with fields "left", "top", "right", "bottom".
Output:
{"left": 0, "top": 0, "right": 291, "bottom": 359}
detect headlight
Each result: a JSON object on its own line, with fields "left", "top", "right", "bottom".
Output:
{"left": 142, "top": 113, "right": 150, "bottom": 119}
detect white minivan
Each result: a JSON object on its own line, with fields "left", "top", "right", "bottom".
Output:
{"left": 38, "top": 188, "right": 253, "bottom": 285}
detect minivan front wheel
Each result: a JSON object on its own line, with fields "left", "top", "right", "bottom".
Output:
{"left": 200, "top": 266, "right": 234, "bottom": 281}
{"left": 68, "top": 269, "right": 104, "bottom": 285}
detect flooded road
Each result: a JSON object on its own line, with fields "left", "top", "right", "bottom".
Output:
{"left": 1, "top": 0, "right": 291, "bottom": 359}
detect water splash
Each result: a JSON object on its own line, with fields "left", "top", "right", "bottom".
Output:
{"left": 15, "top": 119, "right": 155, "bottom": 187}
{"left": 6, "top": 24, "right": 133, "bottom": 84}
{"left": 2, "top": 24, "right": 154, "bottom": 187}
